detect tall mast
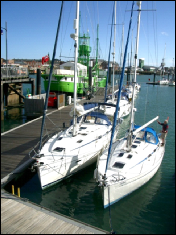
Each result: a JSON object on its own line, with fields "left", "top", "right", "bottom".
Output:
{"left": 120, "top": 24, "right": 124, "bottom": 70}
{"left": 78, "top": 11, "right": 81, "bottom": 49}
{"left": 104, "top": 1, "right": 135, "bottom": 173}
{"left": 72, "top": 1, "right": 79, "bottom": 136}
{"left": 39, "top": 1, "right": 64, "bottom": 151}
{"left": 96, "top": 25, "right": 99, "bottom": 65}
{"left": 130, "top": 29, "right": 133, "bottom": 75}
{"left": 112, "top": 1, "right": 116, "bottom": 101}
{"left": 127, "top": 1, "right": 141, "bottom": 149}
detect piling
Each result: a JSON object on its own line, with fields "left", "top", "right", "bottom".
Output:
{"left": 153, "top": 72, "right": 156, "bottom": 83}
{"left": 108, "top": 63, "right": 112, "bottom": 85}
{"left": 1, "top": 83, "right": 4, "bottom": 120}
{"left": 89, "top": 61, "right": 93, "bottom": 88}
{"left": 12, "top": 185, "right": 15, "bottom": 195}
{"left": 37, "top": 69, "right": 41, "bottom": 95}
{"left": 17, "top": 187, "right": 20, "bottom": 197}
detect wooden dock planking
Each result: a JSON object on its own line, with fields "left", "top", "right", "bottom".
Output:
{"left": 1, "top": 194, "right": 107, "bottom": 234}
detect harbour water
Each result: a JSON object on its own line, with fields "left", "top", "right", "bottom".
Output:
{"left": 2, "top": 75, "right": 175, "bottom": 234}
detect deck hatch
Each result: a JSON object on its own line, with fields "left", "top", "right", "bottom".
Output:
{"left": 112, "top": 162, "right": 125, "bottom": 169}
{"left": 134, "top": 140, "right": 141, "bottom": 144}
{"left": 80, "top": 127, "right": 87, "bottom": 130}
{"left": 53, "top": 147, "right": 65, "bottom": 152}
{"left": 127, "top": 154, "right": 133, "bottom": 159}
{"left": 118, "top": 153, "right": 124, "bottom": 157}
{"left": 132, "top": 145, "right": 137, "bottom": 148}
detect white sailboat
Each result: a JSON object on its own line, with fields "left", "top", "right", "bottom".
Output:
{"left": 30, "top": 2, "right": 118, "bottom": 190}
{"left": 100, "top": 2, "right": 131, "bottom": 119}
{"left": 94, "top": 1, "right": 165, "bottom": 208}
{"left": 168, "top": 79, "right": 175, "bottom": 86}
{"left": 157, "top": 44, "right": 169, "bottom": 85}
{"left": 169, "top": 58, "right": 175, "bottom": 86}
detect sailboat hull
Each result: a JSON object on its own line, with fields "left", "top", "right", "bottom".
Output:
{"left": 98, "top": 137, "right": 165, "bottom": 208}
{"left": 33, "top": 113, "right": 119, "bottom": 190}
{"left": 103, "top": 101, "right": 131, "bottom": 118}
{"left": 158, "top": 80, "right": 169, "bottom": 85}
{"left": 103, "top": 150, "right": 164, "bottom": 208}
{"left": 38, "top": 147, "right": 105, "bottom": 189}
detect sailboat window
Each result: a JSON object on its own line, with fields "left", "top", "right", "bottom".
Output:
{"left": 65, "top": 77, "right": 67, "bottom": 81}
{"left": 96, "top": 118, "right": 107, "bottom": 125}
{"left": 127, "top": 154, "right": 133, "bottom": 159}
{"left": 86, "top": 116, "right": 95, "bottom": 123}
{"left": 53, "top": 147, "right": 65, "bottom": 152}
{"left": 118, "top": 153, "right": 124, "bottom": 157}
{"left": 132, "top": 145, "right": 137, "bottom": 148}
{"left": 58, "top": 137, "right": 63, "bottom": 140}
{"left": 80, "top": 127, "right": 87, "bottom": 130}
{"left": 112, "top": 162, "right": 125, "bottom": 169}
{"left": 134, "top": 140, "right": 141, "bottom": 144}
{"left": 146, "top": 132, "right": 156, "bottom": 144}
{"left": 77, "top": 140, "right": 83, "bottom": 143}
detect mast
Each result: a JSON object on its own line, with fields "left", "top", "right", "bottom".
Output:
{"left": 172, "top": 58, "right": 174, "bottom": 79}
{"left": 104, "top": 1, "right": 115, "bottom": 102}
{"left": 38, "top": 1, "right": 64, "bottom": 151}
{"left": 96, "top": 24, "right": 99, "bottom": 77}
{"left": 112, "top": 1, "right": 116, "bottom": 101}
{"left": 127, "top": 1, "right": 141, "bottom": 149}
{"left": 129, "top": 29, "right": 133, "bottom": 79}
{"left": 72, "top": 1, "right": 80, "bottom": 136}
{"left": 163, "top": 43, "right": 166, "bottom": 77}
{"left": 120, "top": 24, "right": 124, "bottom": 70}
{"left": 104, "top": 1, "right": 135, "bottom": 173}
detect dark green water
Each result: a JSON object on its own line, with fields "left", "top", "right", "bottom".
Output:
{"left": 2, "top": 75, "right": 175, "bottom": 234}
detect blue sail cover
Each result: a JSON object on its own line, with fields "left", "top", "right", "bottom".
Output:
{"left": 83, "top": 103, "right": 98, "bottom": 110}
{"left": 134, "top": 124, "right": 159, "bottom": 145}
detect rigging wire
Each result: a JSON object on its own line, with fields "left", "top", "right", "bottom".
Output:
{"left": 144, "top": 83, "right": 149, "bottom": 124}
{"left": 140, "top": 21, "right": 154, "bottom": 65}
{"left": 90, "top": 1, "right": 97, "bottom": 58}
{"left": 104, "top": 2, "right": 114, "bottom": 61}
{"left": 147, "top": 1, "right": 149, "bottom": 65}
{"left": 104, "top": 1, "right": 115, "bottom": 102}
{"left": 152, "top": 1, "right": 158, "bottom": 67}
{"left": 39, "top": 1, "right": 64, "bottom": 151}
{"left": 60, "top": 1, "right": 73, "bottom": 57}
{"left": 86, "top": 2, "right": 95, "bottom": 53}
{"left": 97, "top": 1, "right": 99, "bottom": 25}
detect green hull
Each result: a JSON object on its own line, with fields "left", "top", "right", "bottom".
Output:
{"left": 97, "top": 78, "right": 107, "bottom": 87}
{"left": 42, "top": 74, "right": 106, "bottom": 94}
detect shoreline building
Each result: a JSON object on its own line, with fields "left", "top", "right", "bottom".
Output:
{"left": 139, "top": 58, "right": 145, "bottom": 69}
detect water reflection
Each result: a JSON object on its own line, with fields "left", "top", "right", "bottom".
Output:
{"left": 19, "top": 160, "right": 163, "bottom": 233}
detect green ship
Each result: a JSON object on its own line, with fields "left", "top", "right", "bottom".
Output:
{"left": 41, "top": 25, "right": 107, "bottom": 96}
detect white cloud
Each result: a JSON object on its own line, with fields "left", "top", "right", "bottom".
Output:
{"left": 161, "top": 32, "right": 168, "bottom": 36}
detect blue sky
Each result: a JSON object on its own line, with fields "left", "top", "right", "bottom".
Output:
{"left": 1, "top": 1, "right": 175, "bottom": 67}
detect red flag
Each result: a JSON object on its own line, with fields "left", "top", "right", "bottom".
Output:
{"left": 42, "top": 55, "right": 49, "bottom": 64}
